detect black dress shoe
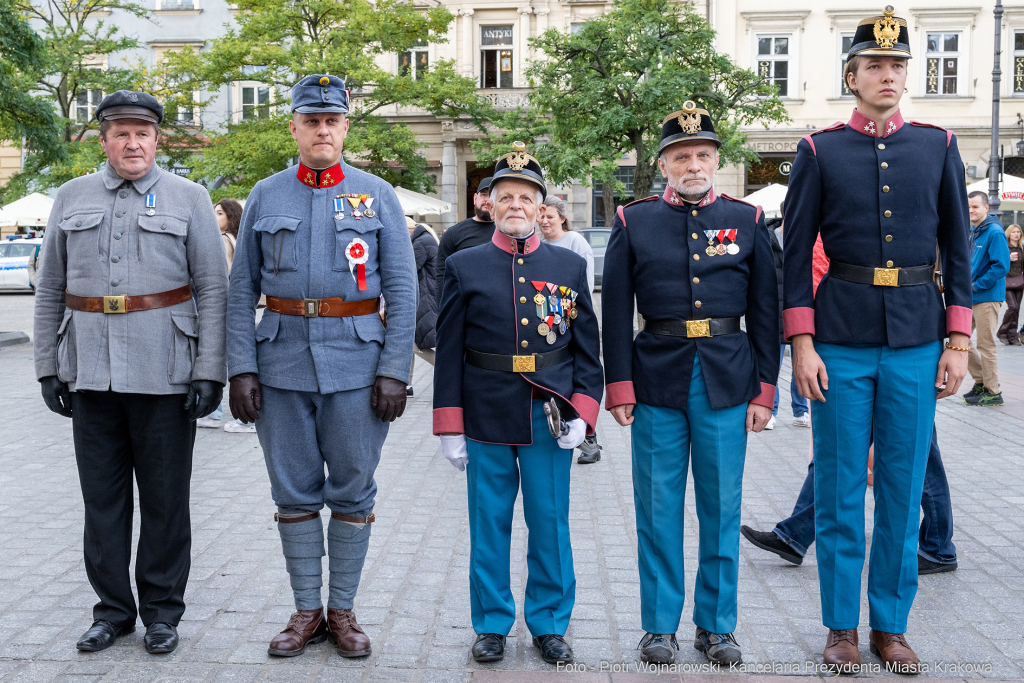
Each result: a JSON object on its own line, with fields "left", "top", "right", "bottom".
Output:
{"left": 740, "top": 525, "right": 803, "bottom": 565}
{"left": 533, "top": 634, "right": 573, "bottom": 664}
{"left": 77, "top": 620, "right": 135, "bottom": 652}
{"left": 471, "top": 633, "right": 506, "bottom": 662}
{"left": 144, "top": 623, "right": 179, "bottom": 654}
{"left": 576, "top": 434, "right": 602, "bottom": 464}
{"left": 918, "top": 555, "right": 957, "bottom": 575}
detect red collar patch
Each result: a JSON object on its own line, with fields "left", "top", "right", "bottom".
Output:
{"left": 491, "top": 227, "right": 541, "bottom": 254}
{"left": 848, "top": 108, "right": 905, "bottom": 139}
{"left": 296, "top": 161, "right": 344, "bottom": 189}
{"left": 663, "top": 186, "right": 716, "bottom": 207}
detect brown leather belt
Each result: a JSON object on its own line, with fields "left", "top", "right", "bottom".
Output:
{"left": 266, "top": 296, "right": 379, "bottom": 318}
{"left": 65, "top": 284, "right": 192, "bottom": 314}
{"left": 274, "top": 512, "right": 376, "bottom": 524}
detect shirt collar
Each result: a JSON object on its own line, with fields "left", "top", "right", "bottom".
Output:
{"left": 848, "top": 108, "right": 905, "bottom": 138}
{"left": 491, "top": 227, "right": 541, "bottom": 254}
{"left": 296, "top": 161, "right": 345, "bottom": 189}
{"left": 102, "top": 161, "right": 161, "bottom": 194}
{"left": 663, "top": 186, "right": 716, "bottom": 207}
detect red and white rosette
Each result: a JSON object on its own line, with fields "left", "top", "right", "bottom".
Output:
{"left": 346, "top": 238, "right": 369, "bottom": 291}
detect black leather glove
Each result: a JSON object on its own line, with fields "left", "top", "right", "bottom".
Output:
{"left": 229, "top": 373, "right": 262, "bottom": 424}
{"left": 184, "top": 380, "right": 224, "bottom": 421}
{"left": 370, "top": 376, "right": 407, "bottom": 422}
{"left": 40, "top": 376, "right": 73, "bottom": 418}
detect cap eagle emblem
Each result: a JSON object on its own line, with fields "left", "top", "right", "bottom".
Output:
{"left": 873, "top": 6, "right": 900, "bottom": 49}
{"left": 677, "top": 101, "right": 702, "bottom": 135}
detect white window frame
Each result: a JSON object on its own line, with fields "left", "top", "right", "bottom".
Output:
{"left": 924, "top": 31, "right": 963, "bottom": 97}
{"left": 154, "top": 0, "right": 200, "bottom": 11}
{"left": 755, "top": 34, "right": 792, "bottom": 99}
{"left": 233, "top": 70, "right": 275, "bottom": 123}
{"left": 76, "top": 54, "right": 107, "bottom": 124}
{"left": 398, "top": 42, "right": 430, "bottom": 81}
{"left": 477, "top": 23, "right": 515, "bottom": 90}
{"left": 152, "top": 43, "right": 203, "bottom": 126}
{"left": 740, "top": 11, "right": 808, "bottom": 101}
{"left": 838, "top": 31, "right": 856, "bottom": 99}
{"left": 908, "top": 8, "right": 978, "bottom": 99}
{"left": 1005, "top": 12, "right": 1024, "bottom": 98}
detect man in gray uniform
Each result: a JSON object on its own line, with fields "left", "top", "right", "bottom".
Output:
{"left": 227, "top": 75, "right": 416, "bottom": 659}
{"left": 33, "top": 90, "right": 227, "bottom": 655}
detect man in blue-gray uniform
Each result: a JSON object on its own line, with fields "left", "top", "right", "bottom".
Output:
{"left": 602, "top": 102, "right": 779, "bottom": 666}
{"left": 227, "top": 75, "right": 416, "bottom": 659}
{"left": 783, "top": 6, "right": 971, "bottom": 672}
{"left": 433, "top": 143, "right": 603, "bottom": 666}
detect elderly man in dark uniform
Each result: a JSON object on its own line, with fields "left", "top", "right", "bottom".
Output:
{"left": 602, "top": 102, "right": 779, "bottom": 666}
{"left": 433, "top": 143, "right": 603, "bottom": 665}
{"left": 227, "top": 75, "right": 416, "bottom": 659}
{"left": 34, "top": 90, "right": 227, "bottom": 654}
{"left": 783, "top": 6, "right": 971, "bottom": 673}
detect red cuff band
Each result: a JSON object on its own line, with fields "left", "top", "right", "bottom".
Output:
{"left": 432, "top": 407, "right": 464, "bottom": 435}
{"left": 605, "top": 381, "right": 636, "bottom": 410}
{"left": 750, "top": 382, "right": 776, "bottom": 409}
{"left": 946, "top": 305, "right": 972, "bottom": 337}
{"left": 570, "top": 393, "right": 600, "bottom": 435}
{"left": 783, "top": 307, "right": 816, "bottom": 340}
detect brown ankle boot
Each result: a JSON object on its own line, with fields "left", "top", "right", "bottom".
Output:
{"left": 327, "top": 608, "right": 372, "bottom": 657}
{"left": 823, "top": 628, "right": 861, "bottom": 672}
{"left": 268, "top": 609, "right": 329, "bottom": 657}
{"left": 869, "top": 630, "right": 920, "bottom": 674}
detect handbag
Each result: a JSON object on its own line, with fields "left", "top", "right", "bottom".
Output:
{"left": 1007, "top": 274, "right": 1024, "bottom": 290}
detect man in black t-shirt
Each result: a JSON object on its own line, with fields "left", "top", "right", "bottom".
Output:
{"left": 435, "top": 176, "right": 495, "bottom": 309}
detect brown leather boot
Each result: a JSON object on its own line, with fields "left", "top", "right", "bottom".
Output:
{"left": 823, "top": 628, "right": 861, "bottom": 673}
{"left": 327, "top": 608, "right": 372, "bottom": 657}
{"left": 869, "top": 630, "right": 920, "bottom": 674}
{"left": 268, "top": 609, "right": 329, "bottom": 657}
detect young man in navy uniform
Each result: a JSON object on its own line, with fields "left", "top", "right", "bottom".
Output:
{"left": 432, "top": 143, "right": 603, "bottom": 665}
{"left": 783, "top": 6, "right": 971, "bottom": 672}
{"left": 602, "top": 102, "right": 779, "bottom": 665}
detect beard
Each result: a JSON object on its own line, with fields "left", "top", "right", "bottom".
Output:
{"left": 671, "top": 175, "right": 714, "bottom": 202}
{"left": 496, "top": 219, "right": 534, "bottom": 238}
{"left": 474, "top": 206, "right": 492, "bottom": 221}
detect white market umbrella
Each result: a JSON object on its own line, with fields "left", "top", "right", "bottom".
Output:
{"left": 966, "top": 174, "right": 1024, "bottom": 211}
{"left": 742, "top": 183, "right": 788, "bottom": 218}
{"left": 0, "top": 192, "right": 54, "bottom": 228}
{"left": 394, "top": 186, "right": 451, "bottom": 216}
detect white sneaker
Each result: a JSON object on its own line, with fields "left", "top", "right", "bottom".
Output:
{"left": 195, "top": 417, "right": 221, "bottom": 429}
{"left": 793, "top": 414, "right": 810, "bottom": 428}
{"left": 764, "top": 415, "right": 776, "bottom": 430}
{"left": 223, "top": 420, "right": 257, "bottom": 433}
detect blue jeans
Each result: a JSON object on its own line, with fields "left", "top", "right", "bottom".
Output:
{"left": 773, "top": 424, "right": 956, "bottom": 564}
{"left": 773, "top": 346, "right": 809, "bottom": 417}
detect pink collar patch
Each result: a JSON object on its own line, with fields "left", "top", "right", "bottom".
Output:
{"left": 491, "top": 227, "right": 541, "bottom": 254}
{"left": 663, "top": 187, "right": 716, "bottom": 207}
{"left": 848, "top": 108, "right": 904, "bottom": 138}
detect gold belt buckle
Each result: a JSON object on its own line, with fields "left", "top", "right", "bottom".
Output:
{"left": 512, "top": 355, "right": 536, "bottom": 373}
{"left": 686, "top": 319, "right": 711, "bottom": 338}
{"left": 873, "top": 267, "right": 900, "bottom": 287}
{"left": 103, "top": 295, "right": 126, "bottom": 313}
{"left": 303, "top": 299, "right": 320, "bottom": 317}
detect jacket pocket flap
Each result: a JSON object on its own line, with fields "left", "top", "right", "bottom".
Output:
{"left": 254, "top": 216, "right": 301, "bottom": 235}
{"left": 335, "top": 216, "right": 381, "bottom": 235}
{"left": 139, "top": 215, "right": 189, "bottom": 237}
{"left": 353, "top": 313, "right": 385, "bottom": 343}
{"left": 171, "top": 312, "right": 199, "bottom": 338}
{"left": 60, "top": 213, "right": 104, "bottom": 232}
{"left": 57, "top": 308, "right": 73, "bottom": 335}
{"left": 255, "top": 312, "right": 280, "bottom": 342}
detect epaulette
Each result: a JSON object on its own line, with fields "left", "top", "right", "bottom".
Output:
{"left": 802, "top": 121, "right": 845, "bottom": 155}
{"left": 720, "top": 193, "right": 763, "bottom": 224}
{"left": 911, "top": 120, "right": 953, "bottom": 147}
{"left": 616, "top": 194, "right": 657, "bottom": 226}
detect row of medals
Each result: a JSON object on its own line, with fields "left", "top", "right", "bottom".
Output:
{"left": 534, "top": 286, "right": 578, "bottom": 345}
{"left": 334, "top": 194, "right": 375, "bottom": 220}
{"left": 705, "top": 229, "right": 739, "bottom": 257}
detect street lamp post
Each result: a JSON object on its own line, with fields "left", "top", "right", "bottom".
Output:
{"left": 990, "top": 0, "right": 1004, "bottom": 214}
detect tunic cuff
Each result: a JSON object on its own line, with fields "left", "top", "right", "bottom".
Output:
{"left": 946, "top": 305, "right": 973, "bottom": 337}
{"left": 750, "top": 383, "right": 776, "bottom": 409}
{"left": 783, "top": 307, "right": 816, "bottom": 340}
{"left": 432, "top": 407, "right": 464, "bottom": 435}
{"left": 570, "top": 393, "right": 600, "bottom": 435}
{"left": 605, "top": 381, "right": 636, "bottom": 410}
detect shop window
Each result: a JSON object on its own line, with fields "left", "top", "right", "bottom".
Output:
{"left": 481, "top": 25, "right": 513, "bottom": 89}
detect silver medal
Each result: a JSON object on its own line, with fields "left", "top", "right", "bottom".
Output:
{"left": 727, "top": 243, "right": 739, "bottom": 255}
{"left": 546, "top": 331, "right": 556, "bottom": 344}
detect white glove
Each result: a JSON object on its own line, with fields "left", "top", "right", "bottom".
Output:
{"left": 440, "top": 435, "right": 468, "bottom": 471}
{"left": 557, "top": 418, "right": 587, "bottom": 450}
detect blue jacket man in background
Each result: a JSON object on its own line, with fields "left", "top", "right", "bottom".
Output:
{"left": 226, "top": 75, "right": 416, "bottom": 660}
{"left": 964, "top": 190, "right": 1011, "bottom": 406}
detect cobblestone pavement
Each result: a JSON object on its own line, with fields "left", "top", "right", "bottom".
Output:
{"left": 1, "top": 293, "right": 1023, "bottom": 682}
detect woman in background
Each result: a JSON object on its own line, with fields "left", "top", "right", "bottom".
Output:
{"left": 1000, "top": 224, "right": 1023, "bottom": 345}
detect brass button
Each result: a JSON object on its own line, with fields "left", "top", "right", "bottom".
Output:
{"left": 521, "top": 340, "right": 528, "bottom": 348}
{"left": 881, "top": 162, "right": 888, "bottom": 169}
{"left": 520, "top": 296, "right": 527, "bottom": 303}
{"left": 884, "top": 210, "right": 892, "bottom": 218}
{"left": 883, "top": 186, "right": 890, "bottom": 193}
{"left": 886, "top": 235, "right": 893, "bottom": 242}
{"left": 692, "top": 233, "right": 698, "bottom": 240}
{"left": 692, "top": 277, "right": 699, "bottom": 284}
{"left": 521, "top": 318, "right": 529, "bottom": 326}
{"left": 518, "top": 258, "right": 524, "bottom": 265}
{"left": 878, "top": 143, "right": 885, "bottom": 150}
{"left": 886, "top": 260, "right": 894, "bottom": 268}
{"left": 693, "top": 254, "right": 700, "bottom": 261}
{"left": 695, "top": 300, "right": 702, "bottom": 308}
{"left": 691, "top": 210, "right": 698, "bottom": 217}
{"left": 518, "top": 277, "right": 525, "bottom": 283}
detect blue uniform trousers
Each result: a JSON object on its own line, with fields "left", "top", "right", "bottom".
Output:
{"left": 631, "top": 356, "right": 747, "bottom": 635}
{"left": 812, "top": 341, "right": 942, "bottom": 633}
{"left": 466, "top": 400, "right": 575, "bottom": 637}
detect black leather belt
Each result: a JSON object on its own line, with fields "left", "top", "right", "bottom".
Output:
{"left": 828, "top": 261, "right": 934, "bottom": 287}
{"left": 644, "top": 317, "right": 741, "bottom": 338}
{"left": 465, "top": 346, "right": 572, "bottom": 373}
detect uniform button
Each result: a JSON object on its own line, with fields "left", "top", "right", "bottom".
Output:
{"left": 692, "top": 277, "right": 699, "bottom": 284}
{"left": 111, "top": 256, "right": 119, "bottom": 263}
{"left": 118, "top": 190, "right": 128, "bottom": 199}
{"left": 518, "top": 277, "right": 525, "bottom": 283}
{"left": 521, "top": 340, "right": 529, "bottom": 348}
{"left": 886, "top": 235, "right": 893, "bottom": 242}
{"left": 111, "top": 280, "right": 120, "bottom": 287}
{"left": 75, "top": 220, "right": 82, "bottom": 227}
{"left": 160, "top": 224, "right": 166, "bottom": 230}
{"left": 518, "top": 258, "right": 524, "bottom": 265}
{"left": 881, "top": 162, "right": 888, "bottom": 169}
{"left": 691, "top": 210, "right": 698, "bottom": 217}
{"left": 521, "top": 318, "right": 529, "bottom": 326}
{"left": 884, "top": 210, "right": 892, "bottom": 218}
{"left": 883, "top": 185, "right": 890, "bottom": 193}
{"left": 691, "top": 233, "right": 698, "bottom": 240}
{"left": 878, "top": 143, "right": 885, "bottom": 150}
{"left": 694, "top": 300, "right": 702, "bottom": 308}
{"left": 115, "top": 210, "right": 124, "bottom": 218}
{"left": 520, "top": 296, "right": 527, "bottom": 303}
{"left": 113, "top": 233, "right": 122, "bottom": 240}
{"left": 693, "top": 254, "right": 699, "bottom": 261}
{"left": 886, "top": 260, "right": 894, "bottom": 268}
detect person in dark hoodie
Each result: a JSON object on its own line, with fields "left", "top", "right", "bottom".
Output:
{"left": 408, "top": 217, "right": 439, "bottom": 397}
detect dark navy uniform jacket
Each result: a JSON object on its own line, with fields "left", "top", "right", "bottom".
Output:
{"left": 602, "top": 188, "right": 779, "bottom": 413}
{"left": 782, "top": 109, "right": 973, "bottom": 345}
{"left": 432, "top": 229, "right": 604, "bottom": 445}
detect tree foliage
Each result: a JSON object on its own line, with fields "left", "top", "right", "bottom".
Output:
{"left": 473, "top": 0, "right": 790, "bottom": 214}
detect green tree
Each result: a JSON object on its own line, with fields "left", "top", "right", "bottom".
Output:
{"left": 157, "top": 0, "right": 492, "bottom": 199}
{"left": 474, "top": 0, "right": 789, "bottom": 221}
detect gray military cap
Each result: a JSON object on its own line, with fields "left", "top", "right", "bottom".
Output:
{"left": 94, "top": 90, "right": 164, "bottom": 124}
{"left": 292, "top": 74, "right": 349, "bottom": 114}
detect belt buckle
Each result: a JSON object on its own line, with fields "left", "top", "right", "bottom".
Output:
{"left": 103, "top": 295, "right": 126, "bottom": 314}
{"left": 303, "top": 299, "right": 320, "bottom": 317}
{"left": 873, "top": 267, "right": 900, "bottom": 287}
{"left": 512, "top": 355, "right": 536, "bottom": 373}
{"left": 686, "top": 319, "right": 711, "bottom": 338}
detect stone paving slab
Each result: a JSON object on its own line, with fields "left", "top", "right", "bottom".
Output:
{"left": 1, "top": 293, "right": 1023, "bottom": 681}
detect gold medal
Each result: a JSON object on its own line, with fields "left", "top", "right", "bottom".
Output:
{"left": 705, "top": 245, "right": 717, "bottom": 256}
{"left": 569, "top": 308, "right": 578, "bottom": 320}
{"left": 534, "top": 293, "right": 546, "bottom": 305}
{"left": 363, "top": 209, "right": 375, "bottom": 218}
{"left": 538, "top": 322, "right": 550, "bottom": 336}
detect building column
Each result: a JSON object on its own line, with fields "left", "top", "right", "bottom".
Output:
{"left": 518, "top": 6, "right": 532, "bottom": 84}
{"left": 441, "top": 137, "right": 458, "bottom": 227}
{"left": 535, "top": 4, "right": 549, "bottom": 41}
{"left": 461, "top": 8, "right": 475, "bottom": 79}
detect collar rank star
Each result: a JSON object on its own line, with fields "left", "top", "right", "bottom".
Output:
{"left": 296, "top": 161, "right": 345, "bottom": 189}
{"left": 346, "top": 238, "right": 369, "bottom": 290}
{"left": 145, "top": 194, "right": 156, "bottom": 216}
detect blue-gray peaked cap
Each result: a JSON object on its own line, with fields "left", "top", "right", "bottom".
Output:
{"left": 292, "top": 74, "right": 349, "bottom": 114}
{"left": 95, "top": 90, "right": 164, "bottom": 124}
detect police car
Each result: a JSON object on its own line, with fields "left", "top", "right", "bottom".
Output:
{"left": 0, "top": 236, "right": 43, "bottom": 291}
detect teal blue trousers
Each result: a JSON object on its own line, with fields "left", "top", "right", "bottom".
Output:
{"left": 631, "top": 355, "right": 748, "bottom": 635}
{"left": 465, "top": 400, "right": 575, "bottom": 637}
{"left": 812, "top": 341, "right": 942, "bottom": 633}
